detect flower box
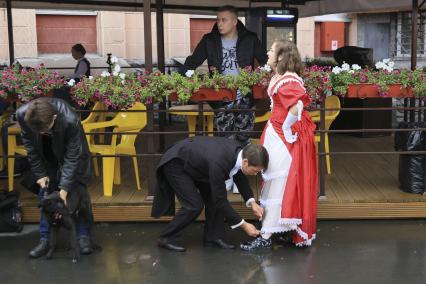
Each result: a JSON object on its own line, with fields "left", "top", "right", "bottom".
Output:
{"left": 191, "top": 88, "right": 236, "bottom": 102}
{"left": 346, "top": 84, "right": 413, "bottom": 98}
{"left": 252, "top": 84, "right": 268, "bottom": 99}
{"left": 169, "top": 88, "right": 237, "bottom": 102}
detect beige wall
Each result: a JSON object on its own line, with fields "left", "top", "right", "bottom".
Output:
{"left": 297, "top": 17, "right": 315, "bottom": 59}
{"left": 97, "top": 11, "right": 126, "bottom": 57}
{"left": 0, "top": 9, "right": 317, "bottom": 63}
{"left": 0, "top": 8, "right": 37, "bottom": 62}
{"left": 165, "top": 14, "right": 191, "bottom": 60}
{"left": 347, "top": 14, "right": 358, "bottom": 46}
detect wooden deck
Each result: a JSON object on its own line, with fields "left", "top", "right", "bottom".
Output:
{"left": 6, "top": 131, "right": 426, "bottom": 222}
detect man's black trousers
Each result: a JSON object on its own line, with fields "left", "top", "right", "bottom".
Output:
{"left": 159, "top": 159, "right": 225, "bottom": 242}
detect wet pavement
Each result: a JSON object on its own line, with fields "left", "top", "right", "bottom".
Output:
{"left": 1, "top": 220, "right": 426, "bottom": 284}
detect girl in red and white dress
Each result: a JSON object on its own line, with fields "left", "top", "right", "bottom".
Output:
{"left": 241, "top": 40, "right": 318, "bottom": 250}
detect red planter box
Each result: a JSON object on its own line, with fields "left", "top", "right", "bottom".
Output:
{"left": 169, "top": 88, "right": 236, "bottom": 102}
{"left": 252, "top": 84, "right": 268, "bottom": 99}
{"left": 346, "top": 84, "right": 413, "bottom": 98}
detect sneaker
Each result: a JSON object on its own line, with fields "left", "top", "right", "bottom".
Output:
{"left": 29, "top": 239, "right": 50, "bottom": 258}
{"left": 79, "top": 236, "right": 94, "bottom": 255}
{"left": 240, "top": 236, "right": 272, "bottom": 251}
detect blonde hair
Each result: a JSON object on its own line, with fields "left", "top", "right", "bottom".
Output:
{"left": 273, "top": 40, "right": 303, "bottom": 76}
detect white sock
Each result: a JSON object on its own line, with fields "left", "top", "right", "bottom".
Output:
{"left": 261, "top": 233, "right": 272, "bottom": 240}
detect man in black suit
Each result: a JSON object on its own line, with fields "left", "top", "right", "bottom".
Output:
{"left": 151, "top": 136, "right": 268, "bottom": 252}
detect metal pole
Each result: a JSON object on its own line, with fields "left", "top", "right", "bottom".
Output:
{"left": 410, "top": 0, "right": 419, "bottom": 122}
{"left": 318, "top": 96, "right": 326, "bottom": 199}
{"left": 156, "top": 0, "right": 166, "bottom": 151}
{"left": 6, "top": 0, "right": 15, "bottom": 66}
{"left": 144, "top": 0, "right": 156, "bottom": 200}
{"left": 144, "top": 0, "right": 153, "bottom": 72}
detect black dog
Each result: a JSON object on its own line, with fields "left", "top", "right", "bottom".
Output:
{"left": 39, "top": 187, "right": 98, "bottom": 263}
{"left": 39, "top": 191, "right": 80, "bottom": 263}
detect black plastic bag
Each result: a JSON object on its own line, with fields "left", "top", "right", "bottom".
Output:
{"left": 0, "top": 191, "right": 23, "bottom": 233}
{"left": 395, "top": 122, "right": 426, "bottom": 194}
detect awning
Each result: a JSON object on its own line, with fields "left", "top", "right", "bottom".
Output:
{"left": 0, "top": 0, "right": 414, "bottom": 17}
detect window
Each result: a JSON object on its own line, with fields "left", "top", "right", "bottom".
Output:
{"left": 395, "top": 11, "right": 426, "bottom": 56}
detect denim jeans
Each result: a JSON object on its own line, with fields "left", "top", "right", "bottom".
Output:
{"left": 39, "top": 188, "right": 89, "bottom": 240}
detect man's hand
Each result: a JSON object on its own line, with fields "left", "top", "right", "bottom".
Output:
{"left": 241, "top": 222, "right": 260, "bottom": 237}
{"left": 37, "top": 176, "right": 49, "bottom": 189}
{"left": 251, "top": 202, "right": 264, "bottom": 221}
{"left": 59, "top": 189, "right": 68, "bottom": 205}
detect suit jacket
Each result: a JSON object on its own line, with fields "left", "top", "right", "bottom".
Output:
{"left": 151, "top": 136, "right": 254, "bottom": 225}
{"left": 16, "top": 97, "right": 92, "bottom": 192}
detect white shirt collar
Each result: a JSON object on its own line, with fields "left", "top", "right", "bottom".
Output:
{"left": 225, "top": 150, "right": 243, "bottom": 190}
{"left": 234, "top": 150, "right": 243, "bottom": 171}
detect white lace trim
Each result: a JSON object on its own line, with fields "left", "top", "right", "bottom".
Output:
{"left": 264, "top": 218, "right": 316, "bottom": 247}
{"left": 295, "top": 232, "right": 316, "bottom": 247}
{"left": 261, "top": 225, "right": 298, "bottom": 234}
{"left": 268, "top": 73, "right": 306, "bottom": 110}
{"left": 279, "top": 218, "right": 302, "bottom": 226}
{"left": 259, "top": 198, "right": 282, "bottom": 207}
{"left": 268, "top": 73, "right": 306, "bottom": 97}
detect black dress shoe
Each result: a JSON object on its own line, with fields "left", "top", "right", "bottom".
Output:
{"left": 273, "top": 232, "right": 293, "bottom": 244}
{"left": 158, "top": 238, "right": 186, "bottom": 252}
{"left": 29, "top": 239, "right": 50, "bottom": 259}
{"left": 204, "top": 238, "right": 236, "bottom": 249}
{"left": 79, "top": 237, "right": 94, "bottom": 255}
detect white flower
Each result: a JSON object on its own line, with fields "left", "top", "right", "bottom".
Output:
{"left": 388, "top": 61, "right": 395, "bottom": 68}
{"left": 112, "top": 71, "right": 119, "bottom": 76}
{"left": 349, "top": 70, "right": 355, "bottom": 74}
{"left": 351, "top": 64, "right": 361, "bottom": 71}
{"left": 382, "top": 58, "right": 390, "bottom": 64}
{"left": 114, "top": 65, "right": 121, "bottom": 73}
{"left": 261, "top": 64, "right": 272, "bottom": 72}
{"left": 67, "top": 79, "right": 75, "bottom": 86}
{"left": 341, "top": 63, "right": 350, "bottom": 71}
{"left": 121, "top": 80, "right": 125, "bottom": 85}
{"left": 88, "top": 76, "right": 93, "bottom": 80}
{"left": 111, "top": 56, "right": 118, "bottom": 64}
{"left": 101, "top": 71, "right": 110, "bottom": 77}
{"left": 119, "top": 73, "right": 126, "bottom": 80}
{"left": 332, "top": 66, "right": 342, "bottom": 74}
{"left": 185, "top": 70, "right": 194, "bottom": 78}
{"left": 375, "top": 62, "right": 385, "bottom": 70}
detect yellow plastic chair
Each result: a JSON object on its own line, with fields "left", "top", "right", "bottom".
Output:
{"left": 251, "top": 111, "right": 271, "bottom": 145}
{"left": 7, "top": 124, "right": 27, "bottom": 191}
{"left": 309, "top": 95, "right": 341, "bottom": 174}
{"left": 81, "top": 101, "right": 111, "bottom": 177}
{"left": 83, "top": 102, "right": 147, "bottom": 197}
{"left": 0, "top": 110, "right": 13, "bottom": 171}
{"left": 169, "top": 104, "right": 214, "bottom": 137}
{"left": 255, "top": 111, "right": 271, "bottom": 124}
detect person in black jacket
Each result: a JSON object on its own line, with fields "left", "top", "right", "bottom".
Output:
{"left": 152, "top": 136, "right": 268, "bottom": 252}
{"left": 16, "top": 97, "right": 94, "bottom": 258}
{"left": 181, "top": 5, "right": 268, "bottom": 145}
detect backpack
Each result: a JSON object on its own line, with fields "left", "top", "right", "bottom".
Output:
{"left": 0, "top": 191, "right": 23, "bottom": 233}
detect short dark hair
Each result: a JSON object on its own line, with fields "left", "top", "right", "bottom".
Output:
{"left": 24, "top": 99, "right": 56, "bottom": 133}
{"left": 217, "top": 5, "right": 238, "bottom": 17}
{"left": 242, "top": 144, "right": 269, "bottom": 171}
{"left": 72, "top": 44, "right": 86, "bottom": 56}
